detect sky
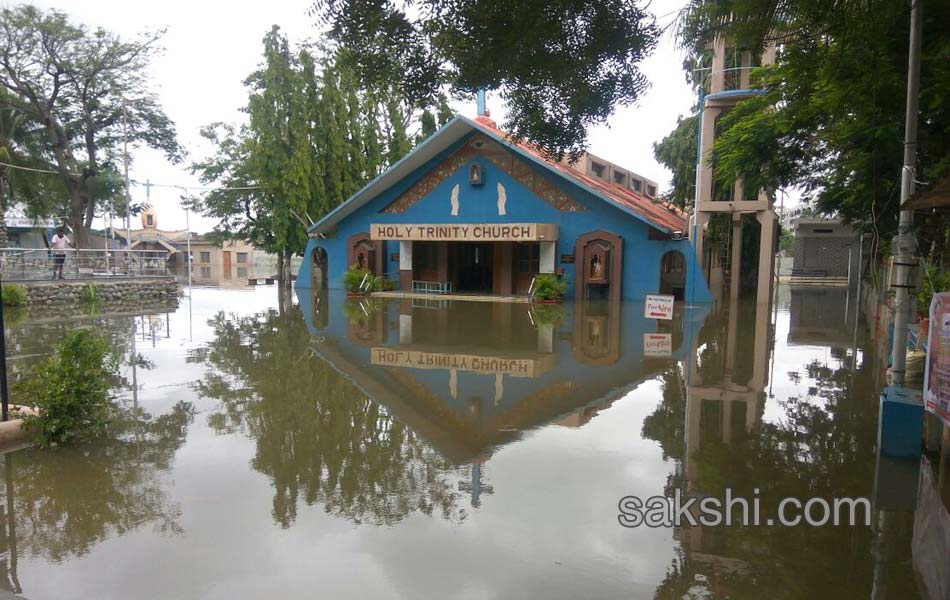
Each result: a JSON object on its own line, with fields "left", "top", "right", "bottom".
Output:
{"left": 40, "top": 0, "right": 699, "bottom": 234}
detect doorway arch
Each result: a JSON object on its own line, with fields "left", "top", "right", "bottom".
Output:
{"left": 659, "top": 250, "right": 686, "bottom": 300}
{"left": 311, "top": 246, "right": 328, "bottom": 289}
{"left": 347, "top": 232, "right": 383, "bottom": 274}
{"left": 574, "top": 230, "right": 623, "bottom": 302}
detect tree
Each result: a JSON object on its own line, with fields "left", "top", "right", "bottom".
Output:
{"left": 652, "top": 114, "right": 698, "bottom": 209}
{"left": 669, "top": 0, "right": 950, "bottom": 254}
{"left": 193, "top": 30, "right": 446, "bottom": 294}
{"left": 312, "top": 0, "right": 659, "bottom": 158}
{"left": 0, "top": 5, "right": 181, "bottom": 247}
{"left": 0, "top": 95, "right": 61, "bottom": 247}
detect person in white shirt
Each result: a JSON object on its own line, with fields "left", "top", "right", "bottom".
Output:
{"left": 50, "top": 228, "right": 70, "bottom": 279}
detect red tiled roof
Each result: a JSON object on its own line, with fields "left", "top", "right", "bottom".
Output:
{"left": 471, "top": 115, "right": 687, "bottom": 232}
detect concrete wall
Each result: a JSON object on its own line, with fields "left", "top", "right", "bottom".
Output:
{"left": 297, "top": 132, "right": 711, "bottom": 303}
{"left": 792, "top": 219, "right": 858, "bottom": 277}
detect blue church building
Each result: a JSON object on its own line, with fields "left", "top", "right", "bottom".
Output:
{"left": 296, "top": 113, "right": 711, "bottom": 303}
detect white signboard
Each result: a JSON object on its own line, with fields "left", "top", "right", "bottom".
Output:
{"left": 643, "top": 333, "right": 672, "bottom": 357}
{"left": 644, "top": 294, "right": 675, "bottom": 320}
{"left": 370, "top": 223, "right": 558, "bottom": 242}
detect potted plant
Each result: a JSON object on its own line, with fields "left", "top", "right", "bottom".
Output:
{"left": 343, "top": 264, "right": 375, "bottom": 297}
{"left": 532, "top": 273, "right": 567, "bottom": 304}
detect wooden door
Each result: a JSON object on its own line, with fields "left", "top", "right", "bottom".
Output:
{"left": 222, "top": 251, "right": 232, "bottom": 279}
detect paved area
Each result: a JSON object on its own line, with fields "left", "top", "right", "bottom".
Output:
{"left": 372, "top": 291, "right": 531, "bottom": 303}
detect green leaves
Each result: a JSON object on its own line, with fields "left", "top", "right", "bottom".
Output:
{"left": 653, "top": 114, "right": 699, "bottom": 209}
{"left": 17, "top": 329, "right": 118, "bottom": 447}
{"left": 313, "top": 0, "right": 659, "bottom": 158}
{"left": 194, "top": 31, "right": 447, "bottom": 261}
{"left": 0, "top": 5, "right": 180, "bottom": 245}
{"left": 669, "top": 0, "right": 950, "bottom": 246}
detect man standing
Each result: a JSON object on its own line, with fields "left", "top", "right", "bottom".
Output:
{"left": 51, "top": 227, "right": 69, "bottom": 279}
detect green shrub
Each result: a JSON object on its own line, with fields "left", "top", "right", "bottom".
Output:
{"left": 80, "top": 281, "right": 98, "bottom": 304}
{"left": 343, "top": 264, "right": 372, "bottom": 292}
{"left": 532, "top": 273, "right": 567, "bottom": 301}
{"left": 1, "top": 283, "right": 27, "bottom": 307}
{"left": 17, "top": 329, "right": 118, "bottom": 447}
{"left": 343, "top": 264, "right": 386, "bottom": 293}
{"left": 917, "top": 265, "right": 950, "bottom": 318}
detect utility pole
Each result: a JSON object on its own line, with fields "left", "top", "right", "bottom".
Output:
{"left": 889, "top": 0, "right": 923, "bottom": 388}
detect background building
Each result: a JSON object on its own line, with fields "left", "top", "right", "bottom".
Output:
{"left": 113, "top": 206, "right": 257, "bottom": 286}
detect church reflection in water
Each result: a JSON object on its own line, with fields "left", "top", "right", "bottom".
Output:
{"left": 302, "top": 289, "right": 709, "bottom": 506}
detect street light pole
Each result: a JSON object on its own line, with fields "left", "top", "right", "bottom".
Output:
{"left": 186, "top": 202, "right": 192, "bottom": 289}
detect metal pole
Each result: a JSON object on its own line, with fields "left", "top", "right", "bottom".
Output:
{"left": 185, "top": 196, "right": 192, "bottom": 290}
{"left": 0, "top": 272, "right": 8, "bottom": 422}
{"left": 889, "top": 0, "right": 923, "bottom": 387}
{"left": 123, "top": 105, "right": 132, "bottom": 276}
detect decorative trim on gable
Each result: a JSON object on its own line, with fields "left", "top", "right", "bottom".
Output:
{"left": 381, "top": 135, "right": 587, "bottom": 214}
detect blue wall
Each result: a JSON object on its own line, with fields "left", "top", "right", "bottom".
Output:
{"left": 297, "top": 133, "right": 711, "bottom": 303}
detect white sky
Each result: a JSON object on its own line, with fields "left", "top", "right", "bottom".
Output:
{"left": 39, "top": 0, "right": 699, "bottom": 233}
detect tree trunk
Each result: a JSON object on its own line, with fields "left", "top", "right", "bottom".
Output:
{"left": 69, "top": 187, "right": 90, "bottom": 248}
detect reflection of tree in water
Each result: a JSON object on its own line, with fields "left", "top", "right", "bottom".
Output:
{"left": 641, "top": 366, "right": 686, "bottom": 499}
{"left": 191, "top": 307, "right": 464, "bottom": 528}
{"left": 3, "top": 310, "right": 165, "bottom": 404}
{"left": 642, "top": 366, "right": 686, "bottom": 462}
{"left": 1, "top": 400, "right": 193, "bottom": 564}
{"left": 644, "top": 338, "right": 908, "bottom": 597}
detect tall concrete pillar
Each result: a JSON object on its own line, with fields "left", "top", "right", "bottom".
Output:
{"left": 756, "top": 210, "right": 776, "bottom": 305}
{"left": 399, "top": 241, "right": 413, "bottom": 290}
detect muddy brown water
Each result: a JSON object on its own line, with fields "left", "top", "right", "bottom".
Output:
{"left": 0, "top": 285, "right": 925, "bottom": 599}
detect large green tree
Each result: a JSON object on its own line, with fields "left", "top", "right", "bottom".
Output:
{"left": 663, "top": 0, "right": 950, "bottom": 256}
{"left": 312, "top": 0, "right": 658, "bottom": 158}
{"left": 0, "top": 5, "right": 181, "bottom": 247}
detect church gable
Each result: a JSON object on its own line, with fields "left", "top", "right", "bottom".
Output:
{"left": 380, "top": 134, "right": 587, "bottom": 215}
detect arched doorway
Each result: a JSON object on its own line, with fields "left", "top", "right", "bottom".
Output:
{"left": 574, "top": 230, "right": 622, "bottom": 302}
{"left": 659, "top": 250, "right": 686, "bottom": 300}
{"left": 311, "top": 246, "right": 328, "bottom": 289}
{"left": 347, "top": 232, "right": 383, "bottom": 274}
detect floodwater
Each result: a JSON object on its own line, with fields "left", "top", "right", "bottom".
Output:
{"left": 0, "top": 284, "right": 930, "bottom": 599}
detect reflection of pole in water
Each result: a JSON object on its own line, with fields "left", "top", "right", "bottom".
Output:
{"left": 0, "top": 455, "right": 21, "bottom": 595}
{"left": 458, "top": 462, "right": 494, "bottom": 508}
{"left": 130, "top": 316, "right": 139, "bottom": 408}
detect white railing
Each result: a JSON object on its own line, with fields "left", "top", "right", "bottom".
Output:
{"left": 0, "top": 248, "right": 170, "bottom": 281}
{"left": 412, "top": 280, "right": 453, "bottom": 294}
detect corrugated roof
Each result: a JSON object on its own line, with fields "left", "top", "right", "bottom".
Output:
{"left": 309, "top": 115, "right": 686, "bottom": 235}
